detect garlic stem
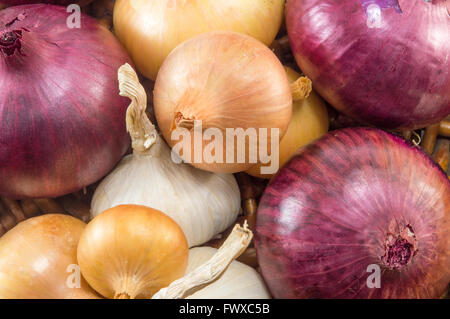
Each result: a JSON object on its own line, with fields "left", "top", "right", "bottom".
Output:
{"left": 118, "top": 63, "right": 158, "bottom": 154}
{"left": 152, "top": 221, "right": 253, "bottom": 299}
{"left": 291, "top": 76, "right": 312, "bottom": 101}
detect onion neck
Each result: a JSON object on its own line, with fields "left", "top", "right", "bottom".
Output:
{"left": 381, "top": 224, "right": 418, "bottom": 270}
{"left": 0, "top": 30, "right": 23, "bottom": 56}
{"left": 113, "top": 273, "right": 141, "bottom": 299}
{"left": 114, "top": 292, "right": 131, "bottom": 299}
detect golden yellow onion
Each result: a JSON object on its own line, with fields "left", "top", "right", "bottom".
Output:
{"left": 247, "top": 67, "right": 329, "bottom": 178}
{"left": 113, "top": 0, "right": 285, "bottom": 80}
{"left": 77, "top": 204, "right": 189, "bottom": 299}
{"left": 154, "top": 31, "right": 292, "bottom": 173}
{"left": 0, "top": 214, "right": 98, "bottom": 299}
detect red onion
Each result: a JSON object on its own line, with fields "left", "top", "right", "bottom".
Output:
{"left": 0, "top": 1, "right": 82, "bottom": 6}
{"left": 286, "top": 0, "right": 450, "bottom": 130}
{"left": 0, "top": 0, "right": 81, "bottom": 6}
{"left": 255, "top": 127, "right": 449, "bottom": 298}
{"left": 0, "top": 4, "right": 131, "bottom": 199}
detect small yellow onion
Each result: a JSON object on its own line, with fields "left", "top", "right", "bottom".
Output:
{"left": 246, "top": 67, "right": 329, "bottom": 178}
{"left": 113, "top": 0, "right": 285, "bottom": 80}
{"left": 0, "top": 214, "right": 98, "bottom": 299}
{"left": 154, "top": 31, "right": 292, "bottom": 173}
{"left": 77, "top": 204, "right": 189, "bottom": 299}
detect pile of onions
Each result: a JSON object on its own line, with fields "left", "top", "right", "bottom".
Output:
{"left": 286, "top": 0, "right": 450, "bottom": 129}
{"left": 0, "top": 214, "right": 98, "bottom": 299}
{"left": 255, "top": 127, "right": 450, "bottom": 298}
{"left": 154, "top": 31, "right": 292, "bottom": 173}
{"left": 246, "top": 66, "right": 329, "bottom": 179}
{"left": 78, "top": 205, "right": 188, "bottom": 299}
{"left": 113, "top": 0, "right": 285, "bottom": 80}
{"left": 0, "top": 4, "right": 132, "bottom": 198}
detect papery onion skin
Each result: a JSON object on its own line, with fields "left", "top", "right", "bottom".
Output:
{"left": 0, "top": 5, "right": 132, "bottom": 199}
{"left": 255, "top": 127, "right": 450, "bottom": 298}
{"left": 286, "top": 0, "right": 450, "bottom": 130}
{"left": 247, "top": 66, "right": 329, "bottom": 179}
{"left": 154, "top": 31, "right": 292, "bottom": 173}
{"left": 0, "top": 214, "right": 99, "bottom": 299}
{"left": 78, "top": 204, "right": 189, "bottom": 299}
{"left": 113, "top": 0, "right": 285, "bottom": 80}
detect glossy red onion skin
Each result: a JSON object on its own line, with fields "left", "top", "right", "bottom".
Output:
{"left": 0, "top": 5, "right": 131, "bottom": 199}
{"left": 255, "top": 128, "right": 450, "bottom": 298}
{"left": 286, "top": 0, "right": 450, "bottom": 130}
{"left": 0, "top": 1, "right": 77, "bottom": 6}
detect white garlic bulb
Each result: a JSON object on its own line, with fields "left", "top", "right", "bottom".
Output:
{"left": 184, "top": 247, "right": 270, "bottom": 299}
{"left": 91, "top": 64, "right": 240, "bottom": 247}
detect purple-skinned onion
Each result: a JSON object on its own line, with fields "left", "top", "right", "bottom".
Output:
{"left": 0, "top": 4, "right": 132, "bottom": 199}
{"left": 0, "top": 1, "right": 89, "bottom": 7}
{"left": 286, "top": 0, "right": 450, "bottom": 129}
{"left": 255, "top": 127, "right": 449, "bottom": 298}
